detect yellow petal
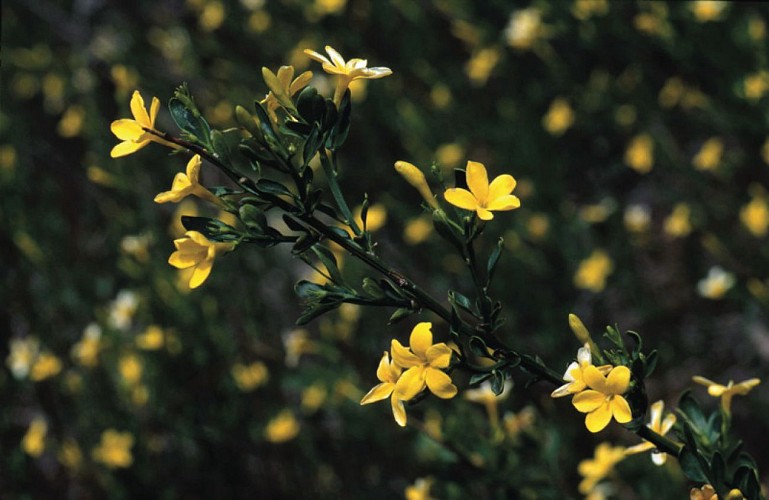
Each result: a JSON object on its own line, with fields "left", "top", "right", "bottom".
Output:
{"left": 130, "top": 90, "right": 151, "bottom": 127}
{"left": 611, "top": 395, "right": 633, "bottom": 423}
{"left": 606, "top": 365, "right": 631, "bottom": 394}
{"left": 154, "top": 189, "right": 183, "bottom": 204}
{"left": 444, "top": 188, "right": 478, "bottom": 211}
{"left": 110, "top": 140, "right": 147, "bottom": 158}
{"left": 425, "top": 368, "right": 457, "bottom": 399}
{"left": 624, "top": 441, "right": 655, "bottom": 456}
{"left": 692, "top": 375, "right": 718, "bottom": 387}
{"left": 360, "top": 382, "right": 394, "bottom": 405}
{"left": 585, "top": 403, "right": 612, "bottom": 432}
{"left": 111, "top": 119, "right": 145, "bottom": 141}
{"left": 409, "top": 322, "right": 433, "bottom": 358}
{"left": 391, "top": 395, "right": 407, "bottom": 427}
{"left": 186, "top": 155, "right": 202, "bottom": 183}
{"left": 391, "top": 339, "right": 421, "bottom": 368}
{"left": 375, "top": 352, "right": 399, "bottom": 383}
{"left": 168, "top": 251, "right": 198, "bottom": 269}
{"left": 149, "top": 96, "right": 160, "bottom": 127}
{"left": 661, "top": 413, "right": 677, "bottom": 434}
{"left": 734, "top": 378, "right": 761, "bottom": 394}
{"left": 186, "top": 231, "right": 211, "bottom": 247}
{"left": 572, "top": 389, "right": 606, "bottom": 413}
{"left": 303, "top": 49, "right": 331, "bottom": 66}
{"left": 487, "top": 174, "right": 516, "bottom": 200}
{"left": 394, "top": 365, "right": 426, "bottom": 401}
{"left": 651, "top": 451, "right": 668, "bottom": 466}
{"left": 425, "top": 343, "right": 452, "bottom": 368}
{"left": 465, "top": 161, "right": 489, "bottom": 202}
{"left": 551, "top": 382, "right": 576, "bottom": 398}
{"left": 325, "top": 45, "right": 346, "bottom": 68}
{"left": 189, "top": 258, "right": 213, "bottom": 288}
{"left": 485, "top": 194, "right": 521, "bottom": 211}
{"left": 289, "top": 71, "right": 314, "bottom": 94}
{"left": 476, "top": 207, "right": 494, "bottom": 220}
{"left": 582, "top": 365, "right": 609, "bottom": 393}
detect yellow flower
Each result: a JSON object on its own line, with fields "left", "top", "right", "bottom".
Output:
{"left": 403, "top": 216, "right": 433, "bottom": 245}
{"left": 444, "top": 161, "right": 521, "bottom": 220}
{"left": 110, "top": 90, "right": 176, "bottom": 158}
{"left": 740, "top": 191, "right": 769, "bottom": 237}
{"left": 693, "top": 137, "right": 724, "bottom": 171}
{"left": 572, "top": 0, "right": 609, "bottom": 21}
{"left": 504, "top": 7, "right": 543, "bottom": 50}
{"left": 22, "top": 417, "right": 47, "bottom": 457}
{"left": 503, "top": 406, "right": 536, "bottom": 440}
{"left": 360, "top": 351, "right": 407, "bottom": 427}
{"left": 136, "top": 325, "right": 165, "bottom": 350}
{"left": 391, "top": 322, "right": 457, "bottom": 401}
{"left": 303, "top": 45, "right": 392, "bottom": 105}
{"left": 690, "top": 484, "right": 718, "bottom": 500}
{"left": 578, "top": 442, "right": 626, "bottom": 494}
{"left": 692, "top": 376, "right": 761, "bottom": 414}
{"left": 168, "top": 230, "right": 234, "bottom": 289}
{"left": 58, "top": 438, "right": 83, "bottom": 470}
{"left": 405, "top": 477, "right": 435, "bottom": 500}
{"left": 353, "top": 202, "right": 388, "bottom": 232}
{"left": 625, "top": 134, "right": 654, "bottom": 174}
{"left": 690, "top": 0, "right": 728, "bottom": 22}
{"left": 283, "top": 328, "right": 319, "bottom": 367}
{"left": 624, "top": 400, "right": 677, "bottom": 465}
{"left": 119, "top": 353, "right": 143, "bottom": 385}
{"left": 92, "top": 429, "right": 134, "bottom": 468}
{"left": 464, "top": 380, "right": 511, "bottom": 426}
{"left": 71, "top": 323, "right": 102, "bottom": 367}
{"left": 154, "top": 155, "right": 221, "bottom": 206}
{"left": 265, "top": 409, "right": 301, "bottom": 443}
{"left": 7, "top": 336, "right": 40, "bottom": 379}
{"left": 572, "top": 365, "right": 633, "bottom": 432}
{"left": 394, "top": 161, "right": 439, "bottom": 209}
{"left": 542, "top": 97, "right": 575, "bottom": 136}
{"left": 30, "top": 352, "right": 62, "bottom": 381}
{"left": 260, "top": 65, "right": 313, "bottom": 121}
{"left": 574, "top": 249, "right": 613, "bottom": 292}
{"left": 301, "top": 382, "right": 328, "bottom": 413}
{"left": 109, "top": 290, "right": 139, "bottom": 331}
{"left": 551, "top": 343, "right": 611, "bottom": 398}
{"left": 697, "top": 266, "right": 735, "bottom": 299}
{"left": 231, "top": 361, "right": 269, "bottom": 392}
{"left": 624, "top": 204, "right": 651, "bottom": 233}
{"left": 465, "top": 47, "right": 500, "bottom": 87}
{"left": 664, "top": 203, "right": 692, "bottom": 237}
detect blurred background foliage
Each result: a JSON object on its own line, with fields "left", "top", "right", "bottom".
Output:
{"left": 3, "top": 0, "right": 769, "bottom": 498}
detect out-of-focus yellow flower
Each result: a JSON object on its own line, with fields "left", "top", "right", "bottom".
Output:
{"left": 312, "top": 0, "right": 346, "bottom": 16}
{"left": 579, "top": 199, "right": 614, "bottom": 224}
{"left": 231, "top": 361, "right": 269, "bottom": 392}
{"left": 527, "top": 213, "right": 549, "bottom": 240}
{"left": 571, "top": 0, "right": 608, "bottom": 21}
{"left": 301, "top": 382, "right": 328, "bottom": 413}
{"left": 748, "top": 17, "right": 766, "bottom": 42}
{"left": 697, "top": 266, "right": 735, "bottom": 299}
{"left": 464, "top": 380, "right": 512, "bottom": 426}
{"left": 7, "top": 337, "right": 40, "bottom": 379}
{"left": 22, "top": 417, "right": 47, "bottom": 457}
{"left": 503, "top": 406, "right": 536, "bottom": 439}
{"left": 168, "top": 231, "right": 235, "bottom": 289}
{"left": 614, "top": 105, "right": 637, "bottom": 127}
{"left": 574, "top": 250, "right": 613, "bottom": 292}
{"left": 504, "top": 7, "right": 544, "bottom": 50}
{"left": 634, "top": 3, "right": 671, "bottom": 38}
{"left": 664, "top": 203, "right": 692, "bottom": 238}
{"left": 303, "top": 45, "right": 392, "bottom": 105}
{"left": 154, "top": 155, "right": 221, "bottom": 206}
{"left": 743, "top": 71, "right": 769, "bottom": 102}
{"left": 30, "top": 352, "right": 62, "bottom": 382}
{"left": 109, "top": 290, "right": 139, "bottom": 331}
{"left": 578, "top": 442, "right": 626, "bottom": 495}
{"left": 87, "top": 166, "right": 115, "bottom": 186}
{"left": 405, "top": 477, "right": 435, "bottom": 500}
{"left": 110, "top": 90, "right": 177, "bottom": 158}
{"left": 690, "top": 0, "right": 728, "bottom": 22}
{"left": 110, "top": 65, "right": 139, "bottom": 96}
{"left": 542, "top": 97, "right": 575, "bottom": 136}
{"left": 625, "top": 400, "right": 677, "bottom": 465}
{"left": 451, "top": 20, "right": 481, "bottom": 47}
{"left": 136, "top": 325, "right": 165, "bottom": 350}
{"left": 41, "top": 73, "right": 65, "bottom": 113}
{"left": 392, "top": 322, "right": 457, "bottom": 402}
{"left": 283, "top": 328, "right": 319, "bottom": 367}
{"left": 624, "top": 204, "right": 651, "bottom": 233}
{"left": 572, "top": 365, "right": 632, "bottom": 432}
{"left": 551, "top": 343, "right": 611, "bottom": 398}
{"left": 265, "top": 410, "right": 300, "bottom": 443}
{"left": 659, "top": 77, "right": 684, "bottom": 108}
{"left": 690, "top": 484, "right": 718, "bottom": 500}
{"left": 57, "top": 105, "right": 85, "bottom": 137}
{"left": 0, "top": 144, "right": 17, "bottom": 174}
{"left": 261, "top": 65, "right": 313, "bottom": 120}
{"left": 197, "top": 0, "right": 225, "bottom": 31}
{"left": 131, "top": 384, "right": 149, "bottom": 406}
{"left": 360, "top": 351, "right": 407, "bottom": 426}
{"left": 625, "top": 134, "right": 654, "bottom": 174}
{"left": 435, "top": 143, "right": 464, "bottom": 170}
{"left": 247, "top": 10, "right": 271, "bottom": 33}
{"left": 120, "top": 233, "right": 152, "bottom": 262}
{"left": 444, "top": 161, "right": 521, "bottom": 221}
{"left": 119, "top": 353, "right": 143, "bottom": 385}
{"left": 353, "top": 202, "right": 388, "bottom": 232}
{"left": 404, "top": 216, "right": 433, "bottom": 245}
{"left": 394, "top": 161, "right": 439, "bottom": 209}
{"left": 465, "top": 47, "right": 500, "bottom": 87}
{"left": 58, "top": 438, "right": 83, "bottom": 470}
{"left": 430, "top": 84, "right": 452, "bottom": 109}
{"left": 741, "top": 190, "right": 769, "bottom": 237}
{"left": 692, "top": 376, "right": 760, "bottom": 414}
{"left": 92, "top": 429, "right": 134, "bottom": 468}
{"left": 692, "top": 137, "right": 724, "bottom": 171}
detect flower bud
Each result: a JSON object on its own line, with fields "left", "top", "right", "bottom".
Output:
{"left": 394, "top": 161, "right": 439, "bottom": 208}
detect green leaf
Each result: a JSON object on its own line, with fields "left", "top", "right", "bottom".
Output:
{"left": 255, "top": 179, "right": 294, "bottom": 199}
{"left": 294, "top": 280, "right": 326, "bottom": 299}
{"left": 711, "top": 451, "right": 726, "bottom": 491}
{"left": 486, "top": 237, "right": 504, "bottom": 286}
{"left": 643, "top": 350, "right": 658, "bottom": 378}
{"left": 326, "top": 90, "right": 351, "bottom": 150}
{"left": 469, "top": 373, "right": 493, "bottom": 386}
{"left": 312, "top": 245, "right": 344, "bottom": 285}
{"left": 490, "top": 370, "right": 505, "bottom": 395}
{"left": 296, "top": 86, "right": 325, "bottom": 124}
{"left": 296, "top": 301, "right": 341, "bottom": 325}
{"left": 292, "top": 233, "right": 320, "bottom": 255}
{"left": 238, "top": 204, "right": 268, "bottom": 232}
{"left": 168, "top": 96, "right": 211, "bottom": 147}
{"left": 388, "top": 307, "right": 413, "bottom": 325}
{"left": 679, "top": 446, "right": 710, "bottom": 483}
{"left": 468, "top": 336, "right": 490, "bottom": 358}
{"left": 252, "top": 101, "right": 289, "bottom": 160}
{"left": 448, "top": 290, "right": 475, "bottom": 315}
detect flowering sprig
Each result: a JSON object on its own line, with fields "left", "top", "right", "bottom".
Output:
{"left": 110, "top": 90, "right": 178, "bottom": 157}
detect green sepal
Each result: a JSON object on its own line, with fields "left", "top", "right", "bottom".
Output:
{"left": 181, "top": 215, "right": 240, "bottom": 242}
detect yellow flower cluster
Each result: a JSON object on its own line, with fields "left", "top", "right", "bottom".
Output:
{"left": 360, "top": 323, "right": 457, "bottom": 427}
{"left": 551, "top": 344, "right": 632, "bottom": 433}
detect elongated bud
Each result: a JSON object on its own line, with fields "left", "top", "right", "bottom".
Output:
{"left": 394, "top": 161, "right": 439, "bottom": 209}
{"left": 569, "top": 314, "right": 600, "bottom": 357}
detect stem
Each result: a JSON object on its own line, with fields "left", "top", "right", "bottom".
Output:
{"left": 319, "top": 149, "right": 361, "bottom": 236}
{"left": 636, "top": 425, "right": 683, "bottom": 456}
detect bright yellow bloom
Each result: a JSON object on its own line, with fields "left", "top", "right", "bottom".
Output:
{"left": 542, "top": 97, "right": 575, "bottom": 136}
{"left": 264, "top": 410, "right": 301, "bottom": 443}
{"left": 92, "top": 430, "right": 134, "bottom": 468}
{"left": 444, "top": 161, "right": 520, "bottom": 220}
{"left": 261, "top": 65, "right": 313, "bottom": 121}
{"left": 360, "top": 351, "right": 407, "bottom": 427}
{"left": 110, "top": 90, "right": 176, "bottom": 158}
{"left": 697, "top": 266, "right": 735, "bottom": 299}
{"left": 574, "top": 249, "right": 613, "bottom": 292}
{"left": 551, "top": 343, "right": 611, "bottom": 398}
{"left": 690, "top": 484, "right": 718, "bottom": 500}
{"left": 740, "top": 191, "right": 769, "bottom": 237}
{"left": 625, "top": 400, "right": 677, "bottom": 465}
{"left": 690, "top": 1, "right": 728, "bottom": 22}
{"left": 303, "top": 45, "right": 392, "bottom": 105}
{"left": 154, "top": 155, "right": 221, "bottom": 206}
{"left": 231, "top": 361, "right": 269, "bottom": 392}
{"left": 664, "top": 203, "right": 692, "bottom": 237}
{"left": 573, "top": 365, "right": 633, "bottom": 432}
{"left": 693, "top": 137, "right": 724, "bottom": 171}
{"left": 30, "top": 352, "right": 62, "bottom": 381}
{"left": 394, "top": 161, "right": 439, "bottom": 209}
{"left": 391, "top": 322, "right": 457, "bottom": 401}
{"left": 692, "top": 376, "right": 761, "bottom": 414}
{"left": 578, "top": 442, "right": 626, "bottom": 495}
{"left": 405, "top": 477, "right": 435, "bottom": 500}
{"left": 625, "top": 133, "right": 654, "bottom": 174}
{"left": 168, "top": 231, "right": 235, "bottom": 289}
{"left": 22, "top": 417, "right": 47, "bottom": 457}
